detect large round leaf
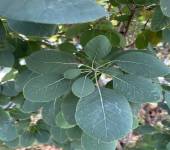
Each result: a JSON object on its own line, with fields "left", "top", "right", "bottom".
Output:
{"left": 112, "top": 75, "right": 162, "bottom": 103}
{"left": 26, "top": 50, "right": 78, "bottom": 74}
{"left": 0, "top": 0, "right": 107, "bottom": 24}
{"left": 115, "top": 52, "right": 170, "bottom": 78}
{"left": 23, "top": 74, "right": 71, "bottom": 102}
{"left": 81, "top": 134, "right": 117, "bottom": 150}
{"left": 75, "top": 88, "right": 133, "bottom": 142}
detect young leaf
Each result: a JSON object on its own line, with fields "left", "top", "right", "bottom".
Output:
{"left": 26, "top": 50, "right": 78, "bottom": 74}
{"left": 23, "top": 74, "right": 71, "bottom": 102}
{"left": 112, "top": 75, "right": 162, "bottom": 103}
{"left": 72, "top": 76, "right": 95, "bottom": 98}
{"left": 84, "top": 35, "right": 112, "bottom": 60}
{"left": 75, "top": 88, "right": 133, "bottom": 142}
{"left": 81, "top": 134, "right": 117, "bottom": 150}
{"left": 115, "top": 52, "right": 170, "bottom": 78}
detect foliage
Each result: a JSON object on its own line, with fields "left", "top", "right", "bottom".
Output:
{"left": 0, "top": 0, "right": 170, "bottom": 150}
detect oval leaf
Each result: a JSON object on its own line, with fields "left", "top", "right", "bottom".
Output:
{"left": 0, "top": 0, "right": 107, "bottom": 24}
{"left": 72, "top": 76, "right": 95, "bottom": 98}
{"left": 26, "top": 50, "right": 78, "bottom": 74}
{"left": 115, "top": 52, "right": 170, "bottom": 78}
{"left": 81, "top": 134, "right": 117, "bottom": 150}
{"left": 24, "top": 74, "right": 71, "bottom": 102}
{"left": 75, "top": 88, "right": 133, "bottom": 142}
{"left": 112, "top": 75, "right": 162, "bottom": 103}
{"left": 84, "top": 35, "right": 112, "bottom": 60}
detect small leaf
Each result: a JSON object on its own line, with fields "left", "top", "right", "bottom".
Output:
{"left": 26, "top": 50, "right": 78, "bottom": 74}
{"left": 72, "top": 76, "right": 95, "bottom": 98}
{"left": 64, "top": 69, "right": 81, "bottom": 79}
{"left": 75, "top": 88, "right": 133, "bottom": 142}
{"left": 84, "top": 35, "right": 112, "bottom": 60}
{"left": 81, "top": 134, "right": 117, "bottom": 150}
{"left": 24, "top": 74, "right": 71, "bottom": 102}
{"left": 112, "top": 75, "right": 162, "bottom": 103}
{"left": 115, "top": 51, "right": 170, "bottom": 78}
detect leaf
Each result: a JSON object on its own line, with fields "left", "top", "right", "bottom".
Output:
{"left": 160, "top": 0, "right": 170, "bottom": 17}
{"left": 15, "top": 69, "right": 38, "bottom": 92}
{"left": 35, "top": 129, "right": 50, "bottom": 143}
{"left": 84, "top": 35, "right": 112, "bottom": 60}
{"left": 20, "top": 131, "right": 35, "bottom": 147}
{"left": 64, "top": 69, "right": 81, "bottom": 80}
{"left": 66, "top": 126, "right": 82, "bottom": 141}
{"left": 42, "top": 100, "right": 61, "bottom": 126}
{"left": 81, "top": 134, "right": 117, "bottom": 150}
{"left": 26, "top": 50, "right": 78, "bottom": 74}
{"left": 22, "top": 100, "right": 45, "bottom": 113}
{"left": 151, "top": 7, "right": 170, "bottom": 31}
{"left": 0, "top": 51, "right": 14, "bottom": 67}
{"left": 5, "top": 138, "right": 19, "bottom": 149}
{"left": 112, "top": 75, "right": 162, "bottom": 103}
{"left": 51, "top": 127, "right": 68, "bottom": 144}
{"left": 75, "top": 88, "right": 133, "bottom": 142}
{"left": 115, "top": 52, "right": 170, "bottom": 78}
{"left": 8, "top": 19, "right": 57, "bottom": 37}
{"left": 56, "top": 112, "right": 75, "bottom": 129}
{"left": 72, "top": 76, "right": 95, "bottom": 98}
{"left": 0, "top": 123, "right": 17, "bottom": 142}
{"left": 167, "top": 142, "right": 170, "bottom": 150}
{"left": 1, "top": 81, "right": 19, "bottom": 97}
{"left": 23, "top": 74, "right": 71, "bottom": 102}
{"left": 61, "top": 93, "right": 78, "bottom": 125}
{"left": 162, "top": 28, "right": 170, "bottom": 44}
{"left": 0, "top": 0, "right": 107, "bottom": 24}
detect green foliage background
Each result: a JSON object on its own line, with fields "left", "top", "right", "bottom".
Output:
{"left": 0, "top": 0, "right": 170, "bottom": 150}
